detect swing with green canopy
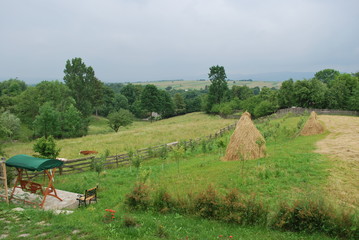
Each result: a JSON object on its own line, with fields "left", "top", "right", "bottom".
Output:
{"left": 6, "top": 154, "right": 64, "bottom": 208}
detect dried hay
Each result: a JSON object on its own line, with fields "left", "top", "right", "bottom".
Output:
{"left": 223, "top": 112, "right": 266, "bottom": 161}
{"left": 300, "top": 111, "right": 324, "bottom": 136}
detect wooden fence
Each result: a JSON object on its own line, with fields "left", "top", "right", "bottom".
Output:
{"left": 56, "top": 122, "right": 237, "bottom": 175}
{"left": 0, "top": 160, "right": 9, "bottom": 204}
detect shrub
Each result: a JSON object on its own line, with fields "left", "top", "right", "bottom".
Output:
{"left": 221, "top": 190, "right": 268, "bottom": 226}
{"left": 125, "top": 182, "right": 151, "bottom": 211}
{"left": 32, "top": 135, "right": 60, "bottom": 159}
{"left": 122, "top": 215, "right": 138, "bottom": 228}
{"left": 194, "top": 184, "right": 220, "bottom": 219}
{"left": 91, "top": 149, "right": 109, "bottom": 176}
{"left": 272, "top": 199, "right": 359, "bottom": 238}
{"left": 153, "top": 188, "right": 175, "bottom": 213}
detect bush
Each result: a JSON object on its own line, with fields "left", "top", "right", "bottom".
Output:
{"left": 33, "top": 135, "right": 60, "bottom": 159}
{"left": 153, "top": 188, "right": 175, "bottom": 213}
{"left": 194, "top": 184, "right": 220, "bottom": 219}
{"left": 272, "top": 199, "right": 359, "bottom": 239}
{"left": 125, "top": 182, "right": 151, "bottom": 211}
{"left": 122, "top": 215, "right": 138, "bottom": 228}
{"left": 221, "top": 189, "right": 268, "bottom": 226}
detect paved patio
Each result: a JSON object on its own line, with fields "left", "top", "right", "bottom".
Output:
{"left": 9, "top": 188, "right": 80, "bottom": 210}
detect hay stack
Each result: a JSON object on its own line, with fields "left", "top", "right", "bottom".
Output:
{"left": 300, "top": 111, "right": 324, "bottom": 136}
{"left": 223, "top": 112, "right": 266, "bottom": 161}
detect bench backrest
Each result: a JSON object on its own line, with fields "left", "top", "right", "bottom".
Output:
{"left": 85, "top": 186, "right": 97, "bottom": 198}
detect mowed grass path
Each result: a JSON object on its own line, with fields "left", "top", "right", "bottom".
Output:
{"left": 4, "top": 112, "right": 235, "bottom": 159}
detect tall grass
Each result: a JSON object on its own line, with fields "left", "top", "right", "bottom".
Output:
{"left": 3, "top": 112, "right": 235, "bottom": 159}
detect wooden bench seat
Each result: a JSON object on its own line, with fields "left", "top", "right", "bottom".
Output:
{"left": 77, "top": 186, "right": 97, "bottom": 207}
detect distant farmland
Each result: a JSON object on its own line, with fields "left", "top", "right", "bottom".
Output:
{"left": 132, "top": 79, "right": 281, "bottom": 90}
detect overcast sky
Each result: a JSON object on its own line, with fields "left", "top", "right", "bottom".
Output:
{"left": 1, "top": 0, "right": 358, "bottom": 83}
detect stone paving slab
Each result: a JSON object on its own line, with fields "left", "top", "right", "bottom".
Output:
{"left": 9, "top": 188, "right": 80, "bottom": 210}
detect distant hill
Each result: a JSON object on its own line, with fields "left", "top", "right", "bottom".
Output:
{"left": 133, "top": 79, "right": 281, "bottom": 90}
{"left": 230, "top": 72, "right": 315, "bottom": 82}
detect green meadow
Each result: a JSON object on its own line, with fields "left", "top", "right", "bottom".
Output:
{"left": 0, "top": 113, "right": 358, "bottom": 239}
{"left": 3, "top": 112, "right": 235, "bottom": 159}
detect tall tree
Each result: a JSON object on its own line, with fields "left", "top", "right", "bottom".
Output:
{"left": 140, "top": 85, "right": 161, "bottom": 116}
{"left": 314, "top": 69, "right": 340, "bottom": 85}
{"left": 173, "top": 93, "right": 186, "bottom": 114}
{"left": 159, "top": 90, "right": 175, "bottom": 118}
{"left": 206, "top": 65, "right": 229, "bottom": 112}
{"left": 326, "top": 73, "right": 359, "bottom": 109}
{"left": 293, "top": 79, "right": 327, "bottom": 108}
{"left": 0, "top": 78, "right": 27, "bottom": 111}
{"left": 278, "top": 79, "right": 295, "bottom": 108}
{"left": 63, "top": 57, "right": 103, "bottom": 117}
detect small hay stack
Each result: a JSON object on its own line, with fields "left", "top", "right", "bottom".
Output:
{"left": 300, "top": 111, "right": 324, "bottom": 136}
{"left": 223, "top": 112, "right": 266, "bottom": 161}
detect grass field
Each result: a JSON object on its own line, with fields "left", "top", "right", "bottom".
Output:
{"left": 3, "top": 112, "right": 235, "bottom": 159}
{"left": 132, "top": 80, "right": 281, "bottom": 90}
{"left": 2, "top": 113, "right": 357, "bottom": 239}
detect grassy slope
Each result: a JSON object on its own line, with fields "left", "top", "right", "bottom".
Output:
{"left": 0, "top": 115, "right": 337, "bottom": 239}
{"left": 3, "top": 112, "right": 235, "bottom": 159}
{"left": 133, "top": 80, "right": 281, "bottom": 90}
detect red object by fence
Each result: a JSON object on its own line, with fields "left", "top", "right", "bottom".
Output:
{"left": 79, "top": 151, "right": 98, "bottom": 155}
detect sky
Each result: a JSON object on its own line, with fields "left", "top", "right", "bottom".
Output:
{"left": 0, "top": 0, "right": 358, "bottom": 83}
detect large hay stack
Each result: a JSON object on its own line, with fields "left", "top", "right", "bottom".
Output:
{"left": 223, "top": 112, "right": 266, "bottom": 161}
{"left": 300, "top": 111, "right": 324, "bottom": 136}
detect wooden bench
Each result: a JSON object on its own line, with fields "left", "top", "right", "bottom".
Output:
{"left": 77, "top": 186, "right": 98, "bottom": 207}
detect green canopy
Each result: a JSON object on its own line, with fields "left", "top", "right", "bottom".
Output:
{"left": 6, "top": 154, "right": 63, "bottom": 171}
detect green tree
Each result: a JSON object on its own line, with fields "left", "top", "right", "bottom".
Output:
{"left": 232, "top": 85, "right": 253, "bottom": 100}
{"left": 278, "top": 79, "right": 295, "bottom": 108}
{"left": 33, "top": 135, "right": 61, "bottom": 159}
{"left": 113, "top": 93, "right": 129, "bottom": 111}
{"left": 314, "top": 69, "right": 340, "bottom": 85}
{"left": 120, "top": 84, "right": 141, "bottom": 106}
{"left": 60, "top": 104, "right": 86, "bottom": 138}
{"left": 0, "top": 111, "right": 21, "bottom": 140}
{"left": 63, "top": 57, "right": 103, "bottom": 116}
{"left": 33, "top": 102, "right": 61, "bottom": 138}
{"left": 240, "top": 95, "right": 262, "bottom": 115}
{"left": 293, "top": 79, "right": 327, "bottom": 108}
{"left": 140, "top": 85, "right": 161, "bottom": 116}
{"left": 159, "top": 90, "right": 175, "bottom": 118}
{"left": 173, "top": 93, "right": 186, "bottom": 114}
{"left": 0, "top": 78, "right": 27, "bottom": 97}
{"left": 0, "top": 79, "right": 27, "bottom": 111}
{"left": 108, "top": 109, "right": 134, "bottom": 132}
{"left": 348, "top": 86, "right": 359, "bottom": 110}
{"left": 15, "top": 81, "right": 74, "bottom": 125}
{"left": 206, "top": 65, "right": 229, "bottom": 112}
{"left": 253, "top": 100, "right": 278, "bottom": 118}
{"left": 326, "top": 73, "right": 358, "bottom": 109}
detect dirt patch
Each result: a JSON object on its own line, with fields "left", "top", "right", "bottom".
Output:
{"left": 315, "top": 115, "right": 359, "bottom": 208}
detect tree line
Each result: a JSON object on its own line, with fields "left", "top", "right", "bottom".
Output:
{"left": 1, "top": 58, "right": 358, "bottom": 145}
{"left": 203, "top": 66, "right": 359, "bottom": 118}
